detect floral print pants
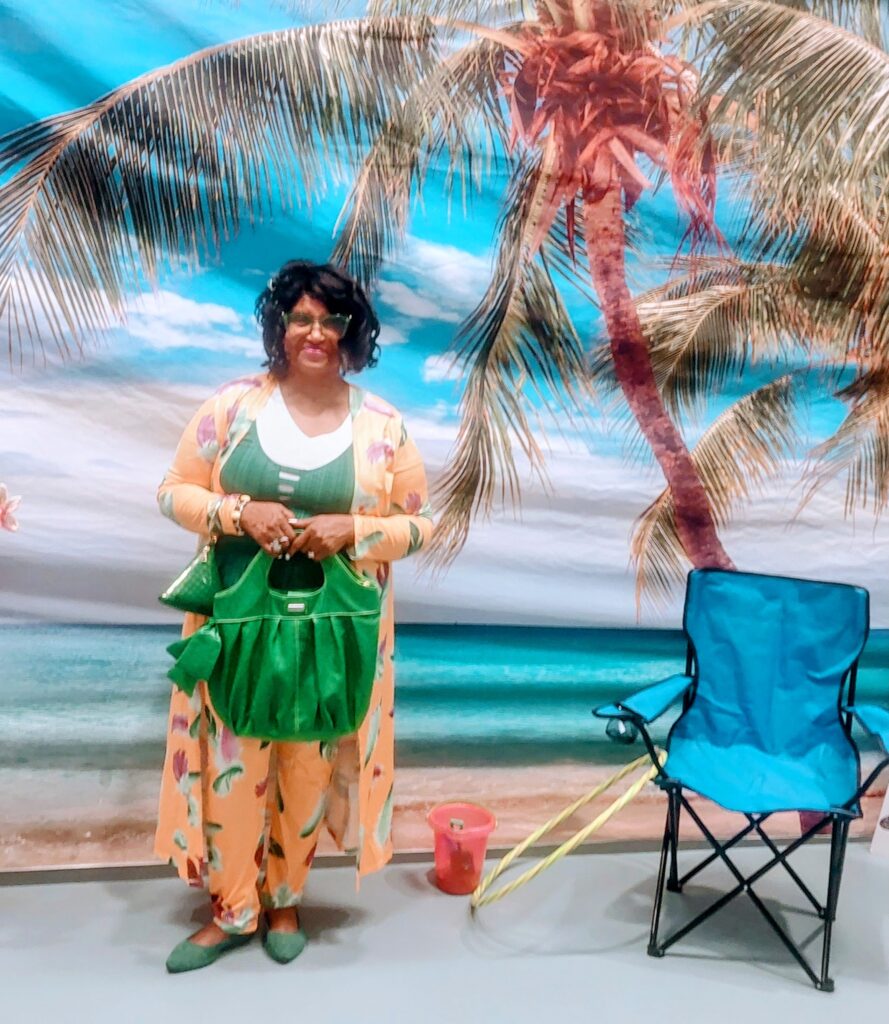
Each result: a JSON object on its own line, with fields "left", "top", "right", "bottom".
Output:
{"left": 198, "top": 689, "right": 335, "bottom": 934}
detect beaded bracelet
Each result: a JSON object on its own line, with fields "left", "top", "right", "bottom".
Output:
{"left": 230, "top": 493, "right": 252, "bottom": 536}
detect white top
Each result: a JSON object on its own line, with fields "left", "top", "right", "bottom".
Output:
{"left": 255, "top": 388, "right": 353, "bottom": 470}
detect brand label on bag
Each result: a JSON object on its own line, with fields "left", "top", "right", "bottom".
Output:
{"left": 287, "top": 602, "right": 306, "bottom": 612}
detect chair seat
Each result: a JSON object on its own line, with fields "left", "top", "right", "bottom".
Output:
{"left": 664, "top": 735, "right": 860, "bottom": 815}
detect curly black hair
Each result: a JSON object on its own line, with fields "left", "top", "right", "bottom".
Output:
{"left": 254, "top": 260, "right": 381, "bottom": 378}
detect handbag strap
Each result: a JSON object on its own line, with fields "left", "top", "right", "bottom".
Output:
{"left": 214, "top": 546, "right": 376, "bottom": 619}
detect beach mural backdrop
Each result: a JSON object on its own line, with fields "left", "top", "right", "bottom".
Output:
{"left": 2, "top": 0, "right": 889, "bottom": 870}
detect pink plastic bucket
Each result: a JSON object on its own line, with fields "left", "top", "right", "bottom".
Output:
{"left": 427, "top": 802, "right": 496, "bottom": 895}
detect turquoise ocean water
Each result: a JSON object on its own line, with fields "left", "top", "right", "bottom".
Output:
{"left": 2, "top": 624, "right": 889, "bottom": 771}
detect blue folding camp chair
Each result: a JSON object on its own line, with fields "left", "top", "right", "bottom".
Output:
{"left": 595, "top": 569, "right": 889, "bottom": 991}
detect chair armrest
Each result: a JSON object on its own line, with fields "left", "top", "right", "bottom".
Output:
{"left": 845, "top": 703, "right": 889, "bottom": 753}
{"left": 594, "top": 673, "right": 694, "bottom": 724}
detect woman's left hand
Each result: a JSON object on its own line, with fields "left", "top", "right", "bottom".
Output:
{"left": 288, "top": 515, "right": 355, "bottom": 560}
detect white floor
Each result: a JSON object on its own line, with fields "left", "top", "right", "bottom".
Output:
{"left": 2, "top": 843, "right": 888, "bottom": 1023}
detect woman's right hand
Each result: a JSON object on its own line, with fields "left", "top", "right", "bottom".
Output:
{"left": 238, "top": 501, "right": 297, "bottom": 556}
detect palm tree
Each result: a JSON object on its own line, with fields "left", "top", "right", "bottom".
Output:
{"left": 610, "top": 1, "right": 889, "bottom": 602}
{"left": 334, "top": 0, "right": 739, "bottom": 568}
{"left": 1, "top": 0, "right": 882, "bottom": 588}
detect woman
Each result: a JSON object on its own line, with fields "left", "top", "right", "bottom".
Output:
{"left": 155, "top": 260, "right": 433, "bottom": 972}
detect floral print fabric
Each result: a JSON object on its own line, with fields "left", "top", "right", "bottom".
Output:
{"left": 192, "top": 683, "right": 335, "bottom": 934}
{"left": 154, "top": 374, "right": 433, "bottom": 894}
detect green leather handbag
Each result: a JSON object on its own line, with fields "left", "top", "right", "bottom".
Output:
{"left": 166, "top": 549, "right": 382, "bottom": 742}
{"left": 159, "top": 542, "right": 220, "bottom": 617}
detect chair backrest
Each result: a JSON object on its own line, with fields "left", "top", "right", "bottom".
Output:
{"left": 677, "top": 569, "right": 869, "bottom": 760}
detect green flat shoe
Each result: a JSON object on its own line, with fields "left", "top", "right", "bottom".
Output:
{"left": 263, "top": 927, "right": 308, "bottom": 965}
{"left": 165, "top": 930, "right": 254, "bottom": 973}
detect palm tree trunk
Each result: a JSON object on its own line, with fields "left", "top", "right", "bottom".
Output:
{"left": 583, "top": 187, "right": 735, "bottom": 570}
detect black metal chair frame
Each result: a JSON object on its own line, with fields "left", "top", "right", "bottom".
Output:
{"left": 625, "top": 647, "right": 889, "bottom": 993}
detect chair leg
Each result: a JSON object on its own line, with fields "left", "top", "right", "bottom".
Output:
{"left": 819, "top": 817, "right": 850, "bottom": 993}
{"left": 655, "top": 796, "right": 848, "bottom": 990}
{"left": 667, "top": 787, "right": 682, "bottom": 893}
{"left": 648, "top": 801, "right": 672, "bottom": 957}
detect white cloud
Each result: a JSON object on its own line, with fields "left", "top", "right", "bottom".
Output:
{"left": 1, "top": 277, "right": 258, "bottom": 370}
{"left": 377, "top": 324, "right": 409, "bottom": 347}
{"left": 123, "top": 289, "right": 262, "bottom": 356}
{"left": 404, "top": 237, "right": 493, "bottom": 306}
{"left": 427, "top": 400, "right": 459, "bottom": 423}
{"left": 374, "top": 236, "right": 494, "bottom": 325}
{"left": 125, "top": 289, "right": 243, "bottom": 330}
{"left": 422, "top": 355, "right": 464, "bottom": 383}
{"left": 376, "top": 280, "right": 460, "bottom": 324}
{"left": 5, "top": 381, "right": 889, "bottom": 629}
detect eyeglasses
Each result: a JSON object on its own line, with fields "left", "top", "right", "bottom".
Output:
{"left": 282, "top": 311, "right": 352, "bottom": 339}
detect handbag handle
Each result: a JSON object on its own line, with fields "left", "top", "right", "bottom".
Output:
{"left": 214, "top": 546, "right": 378, "bottom": 620}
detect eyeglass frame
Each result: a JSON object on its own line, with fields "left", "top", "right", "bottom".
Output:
{"left": 281, "top": 311, "right": 352, "bottom": 338}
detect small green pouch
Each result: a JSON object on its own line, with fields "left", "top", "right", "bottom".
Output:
{"left": 159, "top": 543, "right": 221, "bottom": 617}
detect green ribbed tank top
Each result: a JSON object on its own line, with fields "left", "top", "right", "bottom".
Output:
{"left": 216, "top": 419, "right": 355, "bottom": 588}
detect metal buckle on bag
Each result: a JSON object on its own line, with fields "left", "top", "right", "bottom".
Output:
{"left": 287, "top": 602, "right": 306, "bottom": 612}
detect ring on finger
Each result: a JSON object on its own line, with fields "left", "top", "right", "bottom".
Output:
{"left": 269, "top": 539, "right": 282, "bottom": 555}
{"left": 277, "top": 534, "right": 290, "bottom": 547}
{"left": 307, "top": 550, "right": 316, "bottom": 560}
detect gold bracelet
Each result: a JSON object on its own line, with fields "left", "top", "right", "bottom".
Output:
{"left": 231, "top": 493, "right": 252, "bottom": 536}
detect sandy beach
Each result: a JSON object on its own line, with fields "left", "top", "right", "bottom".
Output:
{"left": 2, "top": 764, "right": 886, "bottom": 872}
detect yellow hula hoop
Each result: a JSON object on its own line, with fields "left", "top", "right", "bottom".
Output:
{"left": 470, "top": 748, "right": 667, "bottom": 910}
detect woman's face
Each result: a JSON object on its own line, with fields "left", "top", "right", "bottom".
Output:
{"left": 281, "top": 293, "right": 347, "bottom": 378}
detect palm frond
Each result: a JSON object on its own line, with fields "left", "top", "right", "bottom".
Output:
{"left": 331, "top": 33, "right": 512, "bottom": 286}
{"left": 780, "top": 1, "right": 886, "bottom": 48}
{"left": 725, "top": 147, "right": 887, "bottom": 264}
{"left": 0, "top": 17, "right": 438, "bottom": 366}
{"left": 801, "top": 366, "right": 889, "bottom": 519}
{"left": 587, "top": 255, "right": 855, "bottom": 430}
{"left": 428, "top": 150, "right": 589, "bottom": 565}
{"left": 273, "top": 0, "right": 355, "bottom": 16}
{"left": 721, "top": 176, "right": 888, "bottom": 357}
{"left": 545, "top": 200, "right": 600, "bottom": 306}
{"left": 637, "top": 258, "right": 857, "bottom": 417}
{"left": 367, "top": 0, "right": 533, "bottom": 22}
{"left": 632, "top": 372, "right": 802, "bottom": 608}
{"left": 683, "top": 0, "right": 889, "bottom": 190}
{"left": 856, "top": 0, "right": 888, "bottom": 49}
